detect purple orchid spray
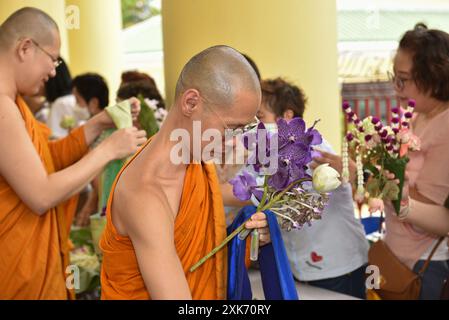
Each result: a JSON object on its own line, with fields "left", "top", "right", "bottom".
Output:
{"left": 190, "top": 118, "right": 340, "bottom": 272}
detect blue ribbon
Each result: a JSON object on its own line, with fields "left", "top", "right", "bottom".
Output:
{"left": 227, "top": 205, "right": 299, "bottom": 300}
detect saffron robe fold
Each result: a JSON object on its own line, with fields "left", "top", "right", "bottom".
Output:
{"left": 0, "top": 96, "right": 88, "bottom": 300}
{"left": 100, "top": 140, "right": 227, "bottom": 300}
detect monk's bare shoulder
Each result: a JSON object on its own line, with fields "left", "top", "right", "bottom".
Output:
{"left": 111, "top": 169, "right": 175, "bottom": 238}
{"left": 0, "top": 95, "right": 23, "bottom": 122}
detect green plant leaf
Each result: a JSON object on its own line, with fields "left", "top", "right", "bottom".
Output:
{"left": 137, "top": 95, "right": 160, "bottom": 138}
{"left": 383, "top": 154, "right": 409, "bottom": 214}
{"left": 366, "top": 178, "right": 381, "bottom": 197}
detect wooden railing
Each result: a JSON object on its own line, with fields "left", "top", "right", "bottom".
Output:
{"left": 343, "top": 96, "right": 399, "bottom": 126}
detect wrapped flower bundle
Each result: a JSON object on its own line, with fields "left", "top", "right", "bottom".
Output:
{"left": 341, "top": 100, "right": 420, "bottom": 214}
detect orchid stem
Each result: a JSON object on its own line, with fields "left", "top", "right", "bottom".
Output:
{"left": 189, "top": 219, "right": 248, "bottom": 272}
{"left": 270, "top": 209, "right": 297, "bottom": 225}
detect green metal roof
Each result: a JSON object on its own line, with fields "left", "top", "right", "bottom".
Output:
{"left": 121, "top": 11, "right": 449, "bottom": 54}
{"left": 338, "top": 10, "right": 449, "bottom": 42}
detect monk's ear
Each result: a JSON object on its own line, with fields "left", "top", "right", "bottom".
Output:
{"left": 181, "top": 89, "right": 200, "bottom": 118}
{"left": 88, "top": 97, "right": 100, "bottom": 113}
{"left": 16, "top": 38, "right": 34, "bottom": 62}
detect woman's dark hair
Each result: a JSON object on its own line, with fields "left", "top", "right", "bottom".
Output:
{"left": 117, "top": 71, "right": 165, "bottom": 109}
{"left": 44, "top": 57, "right": 72, "bottom": 103}
{"left": 72, "top": 73, "right": 109, "bottom": 109}
{"left": 261, "top": 78, "right": 307, "bottom": 118}
{"left": 120, "top": 71, "right": 157, "bottom": 88}
{"left": 399, "top": 23, "right": 449, "bottom": 101}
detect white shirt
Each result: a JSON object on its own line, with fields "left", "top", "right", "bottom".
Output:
{"left": 419, "top": 238, "right": 449, "bottom": 261}
{"left": 224, "top": 135, "right": 370, "bottom": 281}
{"left": 47, "top": 94, "right": 90, "bottom": 138}
{"left": 281, "top": 139, "right": 369, "bottom": 281}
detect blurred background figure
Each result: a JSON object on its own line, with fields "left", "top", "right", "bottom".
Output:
{"left": 70, "top": 73, "right": 111, "bottom": 227}
{"left": 23, "top": 85, "right": 49, "bottom": 123}
{"left": 45, "top": 58, "right": 90, "bottom": 139}
{"left": 72, "top": 73, "right": 110, "bottom": 117}
{"left": 117, "top": 70, "right": 165, "bottom": 109}
{"left": 259, "top": 77, "right": 369, "bottom": 299}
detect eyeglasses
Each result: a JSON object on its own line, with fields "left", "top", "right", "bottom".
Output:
{"left": 202, "top": 98, "right": 260, "bottom": 137}
{"left": 30, "top": 39, "right": 62, "bottom": 68}
{"left": 387, "top": 71, "right": 412, "bottom": 91}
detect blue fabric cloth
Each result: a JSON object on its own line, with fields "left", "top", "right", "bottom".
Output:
{"left": 361, "top": 216, "right": 382, "bottom": 235}
{"left": 227, "top": 205, "right": 298, "bottom": 300}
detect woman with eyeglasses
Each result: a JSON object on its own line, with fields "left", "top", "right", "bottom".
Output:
{"left": 382, "top": 23, "right": 449, "bottom": 300}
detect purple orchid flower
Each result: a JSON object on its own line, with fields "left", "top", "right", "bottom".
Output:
{"left": 277, "top": 118, "right": 322, "bottom": 148}
{"left": 269, "top": 160, "right": 310, "bottom": 191}
{"left": 229, "top": 171, "right": 263, "bottom": 201}
{"left": 259, "top": 117, "right": 321, "bottom": 190}
{"left": 241, "top": 117, "right": 321, "bottom": 191}
{"left": 267, "top": 142, "right": 311, "bottom": 190}
{"left": 243, "top": 122, "right": 278, "bottom": 173}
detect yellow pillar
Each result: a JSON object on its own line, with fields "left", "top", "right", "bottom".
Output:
{"left": 162, "top": 0, "right": 342, "bottom": 150}
{"left": 0, "top": 0, "right": 70, "bottom": 62}
{"left": 65, "top": 0, "right": 123, "bottom": 104}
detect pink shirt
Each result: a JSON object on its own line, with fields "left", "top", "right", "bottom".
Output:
{"left": 384, "top": 108, "right": 449, "bottom": 269}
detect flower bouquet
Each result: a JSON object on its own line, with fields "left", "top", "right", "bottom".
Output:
{"left": 96, "top": 100, "right": 134, "bottom": 211}
{"left": 190, "top": 118, "right": 341, "bottom": 272}
{"left": 90, "top": 207, "right": 107, "bottom": 256}
{"left": 69, "top": 228, "right": 101, "bottom": 298}
{"left": 69, "top": 245, "right": 101, "bottom": 297}
{"left": 60, "top": 115, "right": 76, "bottom": 131}
{"left": 341, "top": 100, "right": 420, "bottom": 214}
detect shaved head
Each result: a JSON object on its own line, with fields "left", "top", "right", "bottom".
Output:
{"left": 175, "top": 45, "right": 261, "bottom": 107}
{"left": 0, "top": 7, "right": 59, "bottom": 50}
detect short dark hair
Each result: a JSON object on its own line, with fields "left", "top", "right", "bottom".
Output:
{"left": 399, "top": 23, "right": 449, "bottom": 101}
{"left": 261, "top": 78, "right": 307, "bottom": 118}
{"left": 45, "top": 57, "right": 72, "bottom": 103}
{"left": 72, "top": 73, "right": 109, "bottom": 109}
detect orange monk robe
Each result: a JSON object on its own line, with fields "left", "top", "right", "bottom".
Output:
{"left": 100, "top": 142, "right": 228, "bottom": 300}
{"left": 36, "top": 121, "right": 82, "bottom": 234}
{"left": 0, "top": 96, "right": 88, "bottom": 300}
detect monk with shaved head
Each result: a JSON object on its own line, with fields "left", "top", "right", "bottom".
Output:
{"left": 0, "top": 7, "right": 147, "bottom": 299}
{"left": 100, "top": 46, "right": 270, "bottom": 300}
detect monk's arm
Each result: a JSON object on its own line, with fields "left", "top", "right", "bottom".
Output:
{"left": 81, "top": 111, "right": 115, "bottom": 146}
{"left": 0, "top": 97, "right": 146, "bottom": 215}
{"left": 49, "top": 97, "right": 142, "bottom": 171}
{"left": 48, "top": 126, "right": 88, "bottom": 171}
{"left": 402, "top": 198, "right": 449, "bottom": 236}
{"left": 119, "top": 188, "right": 192, "bottom": 299}
{"left": 82, "top": 97, "right": 142, "bottom": 146}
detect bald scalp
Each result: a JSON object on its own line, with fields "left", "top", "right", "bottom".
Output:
{"left": 0, "top": 7, "right": 59, "bottom": 50}
{"left": 175, "top": 45, "right": 260, "bottom": 107}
